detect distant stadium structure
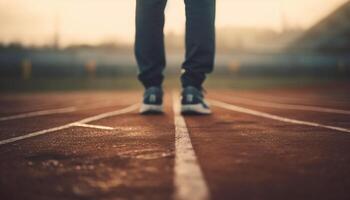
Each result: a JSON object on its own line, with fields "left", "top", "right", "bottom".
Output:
{"left": 290, "top": 1, "right": 350, "bottom": 53}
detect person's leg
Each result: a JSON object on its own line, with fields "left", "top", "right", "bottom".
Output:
{"left": 182, "top": 0, "right": 216, "bottom": 89}
{"left": 135, "top": 0, "right": 167, "bottom": 88}
{"left": 181, "top": 0, "right": 215, "bottom": 115}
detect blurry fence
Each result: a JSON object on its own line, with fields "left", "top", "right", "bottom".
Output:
{"left": 0, "top": 49, "right": 350, "bottom": 78}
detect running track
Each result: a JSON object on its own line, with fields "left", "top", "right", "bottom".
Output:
{"left": 0, "top": 88, "right": 350, "bottom": 200}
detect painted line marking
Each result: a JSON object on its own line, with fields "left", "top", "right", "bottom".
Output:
{"left": 172, "top": 93, "right": 210, "bottom": 200}
{"left": 238, "top": 93, "right": 349, "bottom": 105}
{"left": 0, "top": 100, "right": 124, "bottom": 122}
{"left": 0, "top": 107, "right": 77, "bottom": 122}
{"left": 73, "top": 123, "right": 114, "bottom": 130}
{"left": 0, "top": 104, "right": 139, "bottom": 146}
{"left": 210, "top": 99, "right": 350, "bottom": 134}
{"left": 222, "top": 95, "right": 350, "bottom": 115}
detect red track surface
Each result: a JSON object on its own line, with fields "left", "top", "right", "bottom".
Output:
{"left": 0, "top": 88, "right": 350, "bottom": 200}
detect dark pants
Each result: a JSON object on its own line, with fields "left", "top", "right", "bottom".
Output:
{"left": 135, "top": 0, "right": 216, "bottom": 89}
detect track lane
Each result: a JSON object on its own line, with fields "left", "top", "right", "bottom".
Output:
{"left": 211, "top": 94, "right": 350, "bottom": 129}
{"left": 0, "top": 120, "right": 174, "bottom": 199}
{"left": 0, "top": 94, "right": 175, "bottom": 200}
{"left": 213, "top": 94, "right": 350, "bottom": 115}
{"left": 0, "top": 107, "right": 77, "bottom": 122}
{"left": 0, "top": 92, "right": 142, "bottom": 141}
{"left": 0, "top": 104, "right": 139, "bottom": 145}
{"left": 0, "top": 91, "right": 141, "bottom": 116}
{"left": 211, "top": 89, "right": 350, "bottom": 110}
{"left": 210, "top": 99, "right": 350, "bottom": 133}
{"left": 183, "top": 106, "right": 350, "bottom": 200}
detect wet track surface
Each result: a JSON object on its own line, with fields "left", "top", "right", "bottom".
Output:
{"left": 0, "top": 88, "right": 350, "bottom": 200}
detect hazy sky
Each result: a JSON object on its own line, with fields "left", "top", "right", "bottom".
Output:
{"left": 0, "top": 0, "right": 348, "bottom": 46}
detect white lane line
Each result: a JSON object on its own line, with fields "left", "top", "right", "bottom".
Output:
{"left": 241, "top": 93, "right": 350, "bottom": 105}
{"left": 73, "top": 123, "right": 114, "bottom": 130}
{"left": 172, "top": 93, "right": 210, "bottom": 200}
{"left": 0, "top": 100, "right": 125, "bottom": 122}
{"left": 0, "top": 107, "right": 77, "bottom": 122}
{"left": 0, "top": 104, "right": 139, "bottom": 146}
{"left": 223, "top": 95, "right": 350, "bottom": 115}
{"left": 210, "top": 99, "right": 350, "bottom": 134}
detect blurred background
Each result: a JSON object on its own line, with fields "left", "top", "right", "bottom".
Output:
{"left": 0, "top": 0, "right": 349, "bottom": 92}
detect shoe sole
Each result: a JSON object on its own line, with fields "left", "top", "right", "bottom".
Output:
{"left": 181, "top": 104, "right": 212, "bottom": 115}
{"left": 140, "top": 104, "right": 164, "bottom": 115}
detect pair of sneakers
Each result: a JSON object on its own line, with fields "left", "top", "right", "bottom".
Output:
{"left": 140, "top": 86, "right": 211, "bottom": 115}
